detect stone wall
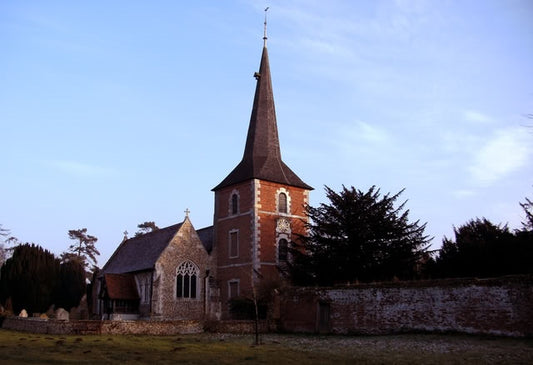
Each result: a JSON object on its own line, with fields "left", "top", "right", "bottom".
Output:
{"left": 2, "top": 318, "right": 202, "bottom": 335}
{"left": 205, "top": 320, "right": 275, "bottom": 334}
{"left": 278, "top": 276, "right": 533, "bottom": 337}
{"left": 152, "top": 218, "right": 212, "bottom": 320}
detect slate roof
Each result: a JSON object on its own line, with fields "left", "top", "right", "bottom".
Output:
{"left": 101, "top": 221, "right": 213, "bottom": 275}
{"left": 101, "top": 223, "right": 182, "bottom": 274}
{"left": 213, "top": 45, "right": 312, "bottom": 191}
{"left": 197, "top": 225, "right": 214, "bottom": 253}
{"left": 104, "top": 273, "right": 139, "bottom": 300}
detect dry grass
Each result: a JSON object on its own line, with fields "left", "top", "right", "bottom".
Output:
{"left": 0, "top": 329, "right": 532, "bottom": 364}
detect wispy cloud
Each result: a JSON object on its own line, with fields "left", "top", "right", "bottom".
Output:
{"left": 338, "top": 121, "right": 391, "bottom": 146}
{"left": 463, "top": 110, "right": 493, "bottom": 124}
{"left": 451, "top": 189, "right": 477, "bottom": 198}
{"left": 357, "top": 121, "right": 390, "bottom": 143}
{"left": 333, "top": 120, "right": 394, "bottom": 163}
{"left": 469, "top": 127, "right": 532, "bottom": 184}
{"left": 47, "top": 160, "right": 117, "bottom": 178}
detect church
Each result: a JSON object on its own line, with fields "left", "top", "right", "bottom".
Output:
{"left": 96, "top": 27, "right": 312, "bottom": 321}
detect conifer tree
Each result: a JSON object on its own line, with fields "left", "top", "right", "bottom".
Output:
{"left": 65, "top": 228, "right": 100, "bottom": 275}
{"left": 290, "top": 185, "right": 430, "bottom": 286}
{"left": 0, "top": 243, "right": 60, "bottom": 314}
{"left": 55, "top": 259, "right": 86, "bottom": 311}
{"left": 135, "top": 221, "right": 159, "bottom": 236}
{"left": 433, "top": 217, "right": 533, "bottom": 278}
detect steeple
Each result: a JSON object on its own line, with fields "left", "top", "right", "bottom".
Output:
{"left": 213, "top": 19, "right": 312, "bottom": 191}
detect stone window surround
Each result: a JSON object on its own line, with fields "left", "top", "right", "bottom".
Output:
{"left": 228, "top": 189, "right": 240, "bottom": 216}
{"left": 228, "top": 279, "right": 240, "bottom": 299}
{"left": 136, "top": 274, "right": 151, "bottom": 304}
{"left": 276, "top": 187, "right": 291, "bottom": 215}
{"left": 276, "top": 233, "right": 290, "bottom": 263}
{"left": 175, "top": 260, "right": 200, "bottom": 300}
{"left": 228, "top": 229, "right": 239, "bottom": 258}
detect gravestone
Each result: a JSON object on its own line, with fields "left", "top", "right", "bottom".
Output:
{"left": 55, "top": 308, "right": 69, "bottom": 321}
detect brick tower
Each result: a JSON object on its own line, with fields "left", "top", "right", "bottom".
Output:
{"left": 212, "top": 26, "right": 312, "bottom": 318}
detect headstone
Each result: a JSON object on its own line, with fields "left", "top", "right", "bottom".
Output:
{"left": 45, "top": 305, "right": 55, "bottom": 319}
{"left": 70, "top": 294, "right": 89, "bottom": 320}
{"left": 55, "top": 308, "right": 69, "bottom": 321}
{"left": 19, "top": 309, "right": 28, "bottom": 317}
{"left": 78, "top": 294, "right": 89, "bottom": 320}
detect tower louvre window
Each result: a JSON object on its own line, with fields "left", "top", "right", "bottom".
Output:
{"left": 229, "top": 230, "right": 239, "bottom": 258}
{"left": 231, "top": 193, "right": 239, "bottom": 215}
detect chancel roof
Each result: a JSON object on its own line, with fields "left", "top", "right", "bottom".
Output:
{"left": 101, "top": 222, "right": 213, "bottom": 275}
{"left": 213, "top": 45, "right": 312, "bottom": 191}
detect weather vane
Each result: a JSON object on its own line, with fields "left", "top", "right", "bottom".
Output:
{"left": 263, "top": 7, "right": 269, "bottom": 47}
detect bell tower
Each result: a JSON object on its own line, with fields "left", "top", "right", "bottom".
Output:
{"left": 212, "top": 13, "right": 312, "bottom": 318}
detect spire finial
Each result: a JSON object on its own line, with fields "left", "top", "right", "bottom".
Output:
{"left": 263, "top": 7, "right": 269, "bottom": 47}
{"left": 184, "top": 208, "right": 190, "bottom": 218}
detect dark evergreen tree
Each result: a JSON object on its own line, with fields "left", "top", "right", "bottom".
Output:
{"left": 135, "top": 221, "right": 159, "bottom": 237}
{"left": 514, "top": 195, "right": 533, "bottom": 273}
{"left": 519, "top": 196, "right": 533, "bottom": 231}
{"left": 290, "top": 185, "right": 430, "bottom": 286}
{"left": 55, "top": 258, "right": 86, "bottom": 311}
{"left": 0, "top": 243, "right": 60, "bottom": 314}
{"left": 0, "top": 224, "right": 9, "bottom": 268}
{"left": 433, "top": 218, "right": 532, "bottom": 278}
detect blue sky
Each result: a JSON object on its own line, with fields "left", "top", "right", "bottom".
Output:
{"left": 1, "top": 0, "right": 532, "bottom": 265}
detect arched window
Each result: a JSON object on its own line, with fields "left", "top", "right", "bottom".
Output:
{"left": 176, "top": 261, "right": 199, "bottom": 299}
{"left": 231, "top": 193, "right": 239, "bottom": 215}
{"left": 278, "top": 239, "right": 288, "bottom": 262}
{"left": 278, "top": 192, "right": 287, "bottom": 214}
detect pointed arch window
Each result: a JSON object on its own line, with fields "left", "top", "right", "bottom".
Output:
{"left": 176, "top": 261, "right": 199, "bottom": 299}
{"left": 278, "top": 192, "right": 288, "bottom": 214}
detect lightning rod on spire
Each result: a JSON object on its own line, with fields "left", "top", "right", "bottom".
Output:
{"left": 263, "top": 7, "right": 269, "bottom": 47}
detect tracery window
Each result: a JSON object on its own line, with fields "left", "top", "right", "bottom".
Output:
{"left": 176, "top": 261, "right": 199, "bottom": 299}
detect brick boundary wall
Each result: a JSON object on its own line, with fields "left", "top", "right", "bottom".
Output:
{"left": 1, "top": 318, "right": 203, "bottom": 335}
{"left": 3, "top": 276, "right": 532, "bottom": 337}
{"left": 278, "top": 275, "right": 533, "bottom": 337}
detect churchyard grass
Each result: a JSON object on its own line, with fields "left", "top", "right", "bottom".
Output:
{"left": 0, "top": 329, "right": 532, "bottom": 364}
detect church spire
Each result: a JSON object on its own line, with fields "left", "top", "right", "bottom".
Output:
{"left": 213, "top": 13, "right": 312, "bottom": 191}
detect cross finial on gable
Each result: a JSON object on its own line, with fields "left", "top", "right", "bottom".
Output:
{"left": 184, "top": 208, "right": 190, "bottom": 218}
{"left": 123, "top": 230, "right": 128, "bottom": 239}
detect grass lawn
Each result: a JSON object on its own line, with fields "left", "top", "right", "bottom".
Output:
{"left": 0, "top": 329, "right": 532, "bottom": 364}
